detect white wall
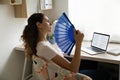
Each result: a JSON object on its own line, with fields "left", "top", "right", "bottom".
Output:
{"left": 0, "top": 5, "right": 27, "bottom": 80}
{"left": 0, "top": 0, "right": 68, "bottom": 80}
{"left": 69, "top": 0, "right": 120, "bottom": 42}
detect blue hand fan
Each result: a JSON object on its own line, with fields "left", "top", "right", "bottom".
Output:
{"left": 54, "top": 12, "right": 75, "bottom": 56}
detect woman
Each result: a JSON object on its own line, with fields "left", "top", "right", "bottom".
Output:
{"left": 21, "top": 13, "right": 91, "bottom": 80}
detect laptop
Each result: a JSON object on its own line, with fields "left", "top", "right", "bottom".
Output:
{"left": 81, "top": 32, "right": 110, "bottom": 55}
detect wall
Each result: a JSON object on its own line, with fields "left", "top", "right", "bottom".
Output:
{"left": 0, "top": 0, "right": 68, "bottom": 80}
{"left": 0, "top": 5, "right": 27, "bottom": 80}
{"left": 69, "top": 0, "right": 120, "bottom": 42}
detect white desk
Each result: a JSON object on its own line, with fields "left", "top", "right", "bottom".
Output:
{"left": 77, "top": 42, "right": 120, "bottom": 64}
{"left": 15, "top": 41, "right": 120, "bottom": 80}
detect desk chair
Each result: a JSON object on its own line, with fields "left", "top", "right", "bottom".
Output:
{"left": 32, "top": 55, "right": 92, "bottom": 80}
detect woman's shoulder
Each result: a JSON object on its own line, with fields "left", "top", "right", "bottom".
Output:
{"left": 37, "top": 41, "right": 50, "bottom": 46}
{"left": 37, "top": 41, "right": 54, "bottom": 50}
{"left": 36, "top": 41, "right": 47, "bottom": 50}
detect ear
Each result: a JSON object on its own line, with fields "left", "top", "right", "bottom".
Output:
{"left": 36, "top": 22, "right": 41, "bottom": 28}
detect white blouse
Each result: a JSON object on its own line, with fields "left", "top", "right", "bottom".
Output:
{"left": 36, "top": 41, "right": 63, "bottom": 60}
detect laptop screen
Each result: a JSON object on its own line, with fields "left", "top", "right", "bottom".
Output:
{"left": 91, "top": 32, "right": 110, "bottom": 51}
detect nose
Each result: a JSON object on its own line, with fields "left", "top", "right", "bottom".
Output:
{"left": 50, "top": 22, "right": 52, "bottom": 26}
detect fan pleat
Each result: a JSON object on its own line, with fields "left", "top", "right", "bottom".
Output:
{"left": 55, "top": 29, "right": 68, "bottom": 33}
{"left": 61, "top": 41, "right": 73, "bottom": 50}
{"left": 57, "top": 20, "right": 71, "bottom": 28}
{"left": 56, "top": 23, "right": 69, "bottom": 30}
{"left": 58, "top": 20, "right": 71, "bottom": 26}
{"left": 60, "top": 41, "right": 72, "bottom": 53}
{"left": 55, "top": 37, "right": 68, "bottom": 43}
{"left": 55, "top": 35, "right": 68, "bottom": 39}
{"left": 58, "top": 20, "right": 71, "bottom": 29}
{"left": 56, "top": 38, "right": 69, "bottom": 46}
{"left": 66, "top": 43, "right": 75, "bottom": 55}
{"left": 55, "top": 27, "right": 68, "bottom": 32}
{"left": 54, "top": 33, "right": 68, "bottom": 36}
{"left": 64, "top": 43, "right": 74, "bottom": 54}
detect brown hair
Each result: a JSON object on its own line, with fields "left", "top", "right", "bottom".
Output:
{"left": 21, "top": 13, "right": 44, "bottom": 58}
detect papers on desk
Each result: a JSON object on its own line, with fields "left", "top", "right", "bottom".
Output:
{"left": 107, "top": 48, "right": 120, "bottom": 56}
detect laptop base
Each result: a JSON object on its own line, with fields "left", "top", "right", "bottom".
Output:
{"left": 81, "top": 47, "right": 105, "bottom": 55}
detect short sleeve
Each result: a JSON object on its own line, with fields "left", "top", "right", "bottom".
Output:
{"left": 36, "top": 42, "right": 60, "bottom": 60}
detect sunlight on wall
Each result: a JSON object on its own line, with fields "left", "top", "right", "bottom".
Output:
{"left": 69, "top": 0, "right": 120, "bottom": 42}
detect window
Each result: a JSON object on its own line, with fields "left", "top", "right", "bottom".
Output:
{"left": 69, "top": 0, "right": 120, "bottom": 42}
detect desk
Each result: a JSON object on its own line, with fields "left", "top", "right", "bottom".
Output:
{"left": 15, "top": 41, "right": 120, "bottom": 80}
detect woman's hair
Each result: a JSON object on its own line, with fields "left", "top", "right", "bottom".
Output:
{"left": 21, "top": 13, "right": 45, "bottom": 58}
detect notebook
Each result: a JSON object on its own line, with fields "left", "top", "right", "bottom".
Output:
{"left": 81, "top": 32, "right": 110, "bottom": 55}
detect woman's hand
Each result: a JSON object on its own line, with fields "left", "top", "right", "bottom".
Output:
{"left": 74, "top": 29, "right": 84, "bottom": 46}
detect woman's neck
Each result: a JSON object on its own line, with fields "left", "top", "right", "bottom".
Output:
{"left": 38, "top": 32, "right": 47, "bottom": 42}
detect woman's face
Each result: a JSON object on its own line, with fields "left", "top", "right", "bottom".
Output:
{"left": 39, "top": 15, "right": 52, "bottom": 34}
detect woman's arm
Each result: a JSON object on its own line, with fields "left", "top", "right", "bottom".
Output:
{"left": 52, "top": 30, "right": 84, "bottom": 73}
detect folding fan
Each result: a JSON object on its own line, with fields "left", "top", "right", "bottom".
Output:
{"left": 54, "top": 12, "right": 75, "bottom": 56}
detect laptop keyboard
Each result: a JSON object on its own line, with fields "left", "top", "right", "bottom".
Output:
{"left": 86, "top": 47, "right": 104, "bottom": 52}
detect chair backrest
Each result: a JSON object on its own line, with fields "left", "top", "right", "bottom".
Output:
{"left": 32, "top": 55, "right": 75, "bottom": 80}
